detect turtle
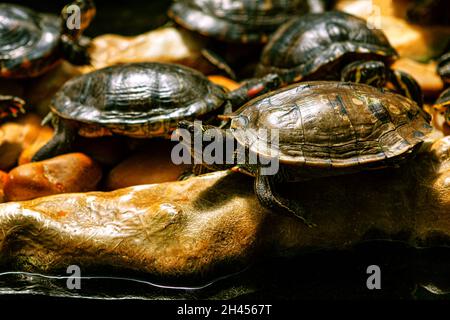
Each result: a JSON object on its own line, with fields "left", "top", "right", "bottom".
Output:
{"left": 0, "top": 0, "right": 96, "bottom": 121}
{"left": 178, "top": 81, "right": 432, "bottom": 226}
{"left": 168, "top": 0, "right": 332, "bottom": 44}
{"left": 168, "top": 0, "right": 332, "bottom": 78}
{"left": 32, "top": 62, "right": 281, "bottom": 162}
{"left": 255, "top": 11, "right": 424, "bottom": 107}
{"left": 434, "top": 51, "right": 450, "bottom": 125}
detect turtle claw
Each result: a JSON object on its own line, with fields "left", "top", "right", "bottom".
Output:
{"left": 0, "top": 95, "right": 26, "bottom": 121}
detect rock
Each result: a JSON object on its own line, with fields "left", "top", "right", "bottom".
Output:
{"left": 335, "top": 0, "right": 450, "bottom": 61}
{"left": 0, "top": 137, "right": 448, "bottom": 277}
{"left": 0, "top": 114, "right": 45, "bottom": 170}
{"left": 392, "top": 58, "right": 444, "bottom": 97}
{"left": 208, "top": 75, "right": 240, "bottom": 91}
{"left": 0, "top": 170, "right": 7, "bottom": 203}
{"left": 4, "top": 153, "right": 102, "bottom": 201}
{"left": 18, "top": 126, "right": 54, "bottom": 165}
{"left": 81, "top": 27, "right": 215, "bottom": 75}
{"left": 105, "top": 140, "right": 189, "bottom": 190}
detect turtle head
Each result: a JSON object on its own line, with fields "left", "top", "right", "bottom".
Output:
{"left": 341, "top": 60, "right": 387, "bottom": 88}
{"left": 61, "top": 0, "right": 96, "bottom": 40}
{"left": 176, "top": 120, "right": 236, "bottom": 171}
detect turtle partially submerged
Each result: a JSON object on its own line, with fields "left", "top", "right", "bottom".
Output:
{"left": 179, "top": 81, "right": 432, "bottom": 225}
{"left": 168, "top": 0, "right": 331, "bottom": 44}
{"left": 255, "top": 11, "right": 423, "bottom": 107}
{"left": 32, "top": 62, "right": 280, "bottom": 161}
{"left": 0, "top": 0, "right": 96, "bottom": 120}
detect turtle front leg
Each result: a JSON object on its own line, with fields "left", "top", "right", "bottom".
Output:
{"left": 0, "top": 95, "right": 25, "bottom": 121}
{"left": 387, "top": 69, "right": 424, "bottom": 108}
{"left": 32, "top": 116, "right": 77, "bottom": 162}
{"left": 254, "top": 171, "right": 315, "bottom": 227}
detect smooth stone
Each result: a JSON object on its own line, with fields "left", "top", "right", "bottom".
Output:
{"left": 392, "top": 58, "right": 444, "bottom": 97}
{"left": 335, "top": 0, "right": 450, "bottom": 61}
{"left": 105, "top": 140, "right": 189, "bottom": 190}
{"left": 208, "top": 75, "right": 240, "bottom": 91}
{"left": 0, "top": 137, "right": 448, "bottom": 277}
{"left": 18, "top": 126, "right": 54, "bottom": 165}
{"left": 0, "top": 114, "right": 44, "bottom": 170}
{"left": 4, "top": 153, "right": 102, "bottom": 201}
{"left": 80, "top": 27, "right": 215, "bottom": 74}
{"left": 0, "top": 170, "right": 7, "bottom": 203}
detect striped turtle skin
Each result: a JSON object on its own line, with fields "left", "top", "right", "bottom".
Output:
{"left": 0, "top": 1, "right": 95, "bottom": 79}
{"left": 168, "top": 0, "right": 329, "bottom": 44}
{"left": 230, "top": 81, "right": 432, "bottom": 179}
{"left": 255, "top": 11, "right": 397, "bottom": 83}
{"left": 50, "top": 62, "right": 228, "bottom": 138}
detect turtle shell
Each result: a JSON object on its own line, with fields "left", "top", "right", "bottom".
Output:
{"left": 0, "top": 4, "right": 62, "bottom": 78}
{"left": 230, "top": 81, "right": 431, "bottom": 172}
{"left": 437, "top": 51, "right": 450, "bottom": 84}
{"left": 255, "top": 11, "right": 398, "bottom": 82}
{"left": 168, "top": 0, "right": 326, "bottom": 44}
{"left": 51, "top": 62, "right": 228, "bottom": 138}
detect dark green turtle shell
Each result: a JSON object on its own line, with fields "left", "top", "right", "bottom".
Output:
{"left": 255, "top": 11, "right": 398, "bottom": 82}
{"left": 230, "top": 81, "right": 431, "bottom": 178}
{"left": 168, "top": 0, "right": 327, "bottom": 44}
{"left": 0, "top": 4, "right": 62, "bottom": 78}
{"left": 51, "top": 62, "right": 228, "bottom": 138}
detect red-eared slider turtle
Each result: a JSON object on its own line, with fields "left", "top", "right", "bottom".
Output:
{"left": 255, "top": 11, "right": 423, "bottom": 107}
{"left": 32, "top": 62, "right": 281, "bottom": 161}
{"left": 179, "top": 81, "right": 432, "bottom": 225}
{"left": 168, "top": 0, "right": 331, "bottom": 78}
{"left": 168, "top": 0, "right": 331, "bottom": 44}
{"left": 0, "top": 0, "right": 95, "bottom": 121}
{"left": 434, "top": 51, "right": 450, "bottom": 125}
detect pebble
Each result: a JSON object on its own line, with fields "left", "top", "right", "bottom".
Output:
{"left": 4, "top": 153, "right": 102, "bottom": 201}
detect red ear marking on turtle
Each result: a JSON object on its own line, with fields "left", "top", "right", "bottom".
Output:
{"left": 247, "top": 84, "right": 265, "bottom": 98}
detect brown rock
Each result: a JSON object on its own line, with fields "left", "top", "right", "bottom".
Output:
{"left": 208, "top": 75, "right": 240, "bottom": 91}
{"left": 392, "top": 58, "right": 444, "bottom": 97}
{"left": 18, "top": 126, "right": 54, "bottom": 165}
{"left": 0, "top": 137, "right": 448, "bottom": 277}
{"left": 81, "top": 27, "right": 214, "bottom": 75}
{"left": 105, "top": 140, "right": 188, "bottom": 190}
{"left": 0, "top": 114, "right": 44, "bottom": 170}
{"left": 4, "top": 153, "right": 102, "bottom": 201}
{"left": 0, "top": 170, "right": 7, "bottom": 203}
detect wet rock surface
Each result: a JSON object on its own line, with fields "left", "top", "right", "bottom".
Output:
{"left": 0, "top": 138, "right": 448, "bottom": 282}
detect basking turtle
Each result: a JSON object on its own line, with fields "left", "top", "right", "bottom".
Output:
{"left": 179, "top": 81, "right": 432, "bottom": 226}
{"left": 434, "top": 51, "right": 450, "bottom": 125}
{"left": 255, "top": 11, "right": 423, "bottom": 107}
{"left": 0, "top": 0, "right": 96, "bottom": 120}
{"left": 32, "top": 62, "right": 280, "bottom": 161}
{"left": 168, "top": 0, "right": 331, "bottom": 44}
{"left": 168, "top": 0, "right": 331, "bottom": 78}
